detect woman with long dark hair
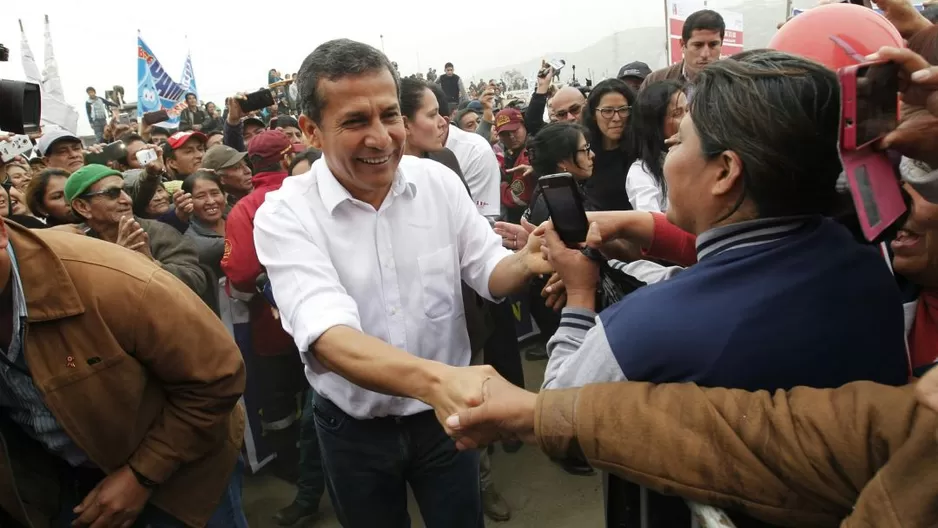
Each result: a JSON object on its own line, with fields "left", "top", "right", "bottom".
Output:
{"left": 627, "top": 80, "right": 687, "bottom": 212}
{"left": 580, "top": 78, "right": 637, "bottom": 211}
{"left": 523, "top": 122, "right": 595, "bottom": 225}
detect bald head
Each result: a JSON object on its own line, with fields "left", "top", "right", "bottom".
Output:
{"left": 549, "top": 87, "right": 587, "bottom": 123}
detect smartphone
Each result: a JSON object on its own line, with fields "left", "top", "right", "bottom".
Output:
{"left": 135, "top": 148, "right": 158, "bottom": 166}
{"left": 84, "top": 141, "right": 126, "bottom": 165}
{"left": 538, "top": 173, "right": 590, "bottom": 248}
{"left": 838, "top": 60, "right": 899, "bottom": 151}
{"left": 142, "top": 110, "right": 169, "bottom": 126}
{"left": 118, "top": 113, "right": 131, "bottom": 125}
{"left": 0, "top": 135, "right": 34, "bottom": 162}
{"left": 238, "top": 89, "right": 276, "bottom": 113}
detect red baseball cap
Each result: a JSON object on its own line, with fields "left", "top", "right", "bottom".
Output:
{"left": 494, "top": 108, "right": 524, "bottom": 134}
{"left": 248, "top": 129, "right": 294, "bottom": 167}
{"left": 166, "top": 130, "right": 207, "bottom": 150}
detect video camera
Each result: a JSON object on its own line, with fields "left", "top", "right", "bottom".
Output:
{"left": 0, "top": 42, "right": 42, "bottom": 135}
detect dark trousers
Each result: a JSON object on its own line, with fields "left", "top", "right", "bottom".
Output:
{"left": 483, "top": 300, "right": 525, "bottom": 388}
{"left": 295, "top": 389, "right": 326, "bottom": 509}
{"left": 312, "top": 392, "right": 483, "bottom": 528}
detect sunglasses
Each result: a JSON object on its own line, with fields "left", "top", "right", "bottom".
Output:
{"left": 81, "top": 187, "right": 125, "bottom": 201}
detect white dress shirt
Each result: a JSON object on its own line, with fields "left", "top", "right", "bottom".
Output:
{"left": 254, "top": 155, "right": 512, "bottom": 419}
{"left": 626, "top": 159, "right": 668, "bottom": 212}
{"left": 445, "top": 125, "right": 501, "bottom": 218}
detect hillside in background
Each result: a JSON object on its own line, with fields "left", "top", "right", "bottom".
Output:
{"left": 472, "top": 0, "right": 795, "bottom": 84}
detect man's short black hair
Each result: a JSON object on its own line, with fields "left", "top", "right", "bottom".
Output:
{"left": 288, "top": 148, "right": 323, "bottom": 175}
{"left": 185, "top": 92, "right": 197, "bottom": 100}
{"left": 86, "top": 86, "right": 95, "bottom": 93}
{"left": 427, "top": 83, "right": 449, "bottom": 118}
{"left": 445, "top": 62, "right": 454, "bottom": 69}
{"left": 682, "top": 9, "right": 726, "bottom": 42}
{"left": 296, "top": 39, "right": 400, "bottom": 125}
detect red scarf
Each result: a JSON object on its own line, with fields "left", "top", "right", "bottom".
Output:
{"left": 910, "top": 290, "right": 938, "bottom": 372}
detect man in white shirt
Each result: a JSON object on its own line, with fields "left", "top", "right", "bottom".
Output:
{"left": 444, "top": 123, "right": 501, "bottom": 221}
{"left": 254, "top": 38, "right": 548, "bottom": 528}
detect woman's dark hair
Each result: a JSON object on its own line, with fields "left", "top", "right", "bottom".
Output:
{"left": 400, "top": 77, "right": 434, "bottom": 121}
{"left": 582, "top": 78, "right": 636, "bottom": 153}
{"left": 25, "top": 168, "right": 70, "bottom": 218}
{"left": 527, "top": 122, "right": 590, "bottom": 178}
{"left": 629, "top": 80, "right": 684, "bottom": 195}
{"left": 692, "top": 50, "right": 841, "bottom": 219}
{"left": 288, "top": 148, "right": 323, "bottom": 175}
{"left": 182, "top": 170, "right": 223, "bottom": 195}
{"left": 427, "top": 83, "right": 450, "bottom": 117}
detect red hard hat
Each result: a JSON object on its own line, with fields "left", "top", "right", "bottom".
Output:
{"left": 769, "top": 3, "right": 904, "bottom": 70}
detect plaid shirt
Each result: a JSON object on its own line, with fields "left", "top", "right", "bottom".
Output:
{"left": 0, "top": 246, "right": 88, "bottom": 466}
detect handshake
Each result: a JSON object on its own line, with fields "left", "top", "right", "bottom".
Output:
{"left": 429, "top": 365, "right": 540, "bottom": 450}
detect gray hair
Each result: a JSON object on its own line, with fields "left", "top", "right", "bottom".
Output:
{"left": 296, "top": 39, "right": 400, "bottom": 124}
{"left": 692, "top": 50, "right": 842, "bottom": 218}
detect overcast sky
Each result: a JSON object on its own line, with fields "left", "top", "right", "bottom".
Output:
{"left": 2, "top": 0, "right": 809, "bottom": 136}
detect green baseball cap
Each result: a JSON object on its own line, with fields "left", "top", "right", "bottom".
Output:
{"left": 65, "top": 164, "right": 122, "bottom": 203}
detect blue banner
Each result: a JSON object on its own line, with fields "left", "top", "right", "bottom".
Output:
{"left": 179, "top": 53, "right": 198, "bottom": 101}
{"left": 137, "top": 34, "right": 192, "bottom": 128}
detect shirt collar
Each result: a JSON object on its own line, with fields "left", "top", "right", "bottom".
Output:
{"left": 695, "top": 216, "right": 817, "bottom": 261}
{"left": 318, "top": 158, "right": 417, "bottom": 215}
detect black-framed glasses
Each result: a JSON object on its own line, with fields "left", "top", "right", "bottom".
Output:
{"left": 576, "top": 144, "right": 591, "bottom": 155}
{"left": 554, "top": 104, "right": 584, "bottom": 121}
{"left": 80, "top": 187, "right": 125, "bottom": 201}
{"left": 598, "top": 106, "right": 631, "bottom": 119}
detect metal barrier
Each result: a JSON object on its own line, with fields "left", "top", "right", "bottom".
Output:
{"left": 688, "top": 501, "right": 737, "bottom": 528}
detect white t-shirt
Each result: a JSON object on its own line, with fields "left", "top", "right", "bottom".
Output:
{"left": 445, "top": 125, "right": 501, "bottom": 218}
{"left": 626, "top": 159, "right": 668, "bottom": 212}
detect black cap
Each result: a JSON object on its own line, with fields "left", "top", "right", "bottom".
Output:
{"left": 271, "top": 115, "right": 299, "bottom": 130}
{"left": 617, "top": 61, "right": 653, "bottom": 81}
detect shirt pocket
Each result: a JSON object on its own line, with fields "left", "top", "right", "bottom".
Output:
{"left": 417, "top": 245, "right": 458, "bottom": 320}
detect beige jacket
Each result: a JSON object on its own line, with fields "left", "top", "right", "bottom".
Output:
{"left": 535, "top": 381, "right": 938, "bottom": 527}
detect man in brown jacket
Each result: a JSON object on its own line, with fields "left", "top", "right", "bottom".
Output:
{"left": 445, "top": 369, "right": 938, "bottom": 527}
{"left": 0, "top": 220, "right": 246, "bottom": 528}
{"left": 641, "top": 9, "right": 725, "bottom": 94}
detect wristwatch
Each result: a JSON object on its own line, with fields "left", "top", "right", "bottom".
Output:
{"left": 128, "top": 465, "right": 158, "bottom": 489}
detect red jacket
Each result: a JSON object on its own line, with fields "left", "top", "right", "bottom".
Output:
{"left": 500, "top": 148, "right": 533, "bottom": 208}
{"left": 221, "top": 170, "right": 294, "bottom": 356}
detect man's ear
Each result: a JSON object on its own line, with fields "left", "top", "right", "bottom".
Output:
{"left": 711, "top": 150, "right": 744, "bottom": 198}
{"left": 299, "top": 115, "right": 322, "bottom": 150}
{"left": 70, "top": 198, "right": 92, "bottom": 221}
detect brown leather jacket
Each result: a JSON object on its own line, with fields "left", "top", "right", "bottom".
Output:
{"left": 640, "top": 62, "right": 686, "bottom": 91}
{"left": 0, "top": 222, "right": 245, "bottom": 528}
{"left": 535, "top": 381, "right": 938, "bottom": 527}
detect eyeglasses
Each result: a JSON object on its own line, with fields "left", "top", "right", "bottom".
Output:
{"left": 576, "top": 144, "right": 591, "bottom": 155}
{"left": 81, "top": 187, "right": 125, "bottom": 201}
{"left": 553, "top": 104, "right": 583, "bottom": 121}
{"left": 597, "top": 106, "right": 631, "bottom": 119}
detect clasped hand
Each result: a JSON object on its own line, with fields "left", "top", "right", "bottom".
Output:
{"left": 436, "top": 369, "right": 539, "bottom": 451}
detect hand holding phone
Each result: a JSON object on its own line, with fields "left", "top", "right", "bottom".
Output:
{"left": 237, "top": 89, "right": 276, "bottom": 113}
{"left": 84, "top": 141, "right": 126, "bottom": 165}
{"left": 538, "top": 173, "right": 590, "bottom": 248}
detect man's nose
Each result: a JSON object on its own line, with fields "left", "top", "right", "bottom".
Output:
{"left": 364, "top": 124, "right": 391, "bottom": 150}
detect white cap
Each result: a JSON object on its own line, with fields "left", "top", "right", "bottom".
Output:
{"left": 36, "top": 129, "right": 81, "bottom": 157}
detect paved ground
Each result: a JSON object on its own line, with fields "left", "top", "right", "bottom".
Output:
{"left": 242, "top": 343, "right": 605, "bottom": 527}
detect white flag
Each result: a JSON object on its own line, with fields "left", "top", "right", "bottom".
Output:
{"left": 42, "top": 14, "right": 65, "bottom": 100}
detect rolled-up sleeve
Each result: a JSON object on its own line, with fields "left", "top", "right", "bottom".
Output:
{"left": 451, "top": 174, "right": 512, "bottom": 301}
{"left": 253, "top": 199, "right": 362, "bottom": 352}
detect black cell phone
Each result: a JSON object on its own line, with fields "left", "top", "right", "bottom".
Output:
{"left": 238, "top": 89, "right": 276, "bottom": 113}
{"left": 538, "top": 173, "right": 590, "bottom": 248}
{"left": 855, "top": 61, "right": 899, "bottom": 148}
{"left": 142, "top": 110, "right": 169, "bottom": 125}
{"left": 84, "top": 141, "right": 126, "bottom": 165}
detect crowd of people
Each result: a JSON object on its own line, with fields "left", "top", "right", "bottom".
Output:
{"left": 2, "top": 0, "right": 938, "bottom": 527}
